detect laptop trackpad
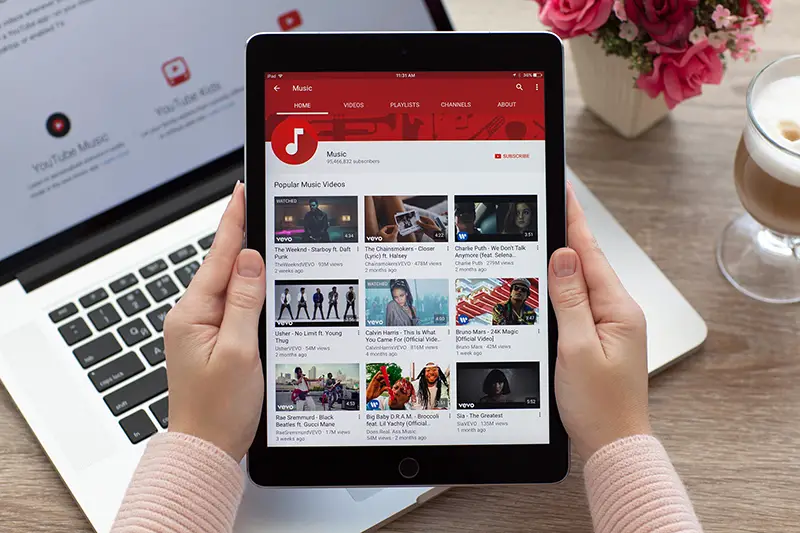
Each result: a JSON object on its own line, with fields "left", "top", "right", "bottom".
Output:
{"left": 347, "top": 488, "right": 383, "bottom": 502}
{"left": 0, "top": 323, "right": 116, "bottom": 472}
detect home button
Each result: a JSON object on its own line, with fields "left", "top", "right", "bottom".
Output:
{"left": 398, "top": 457, "right": 420, "bottom": 479}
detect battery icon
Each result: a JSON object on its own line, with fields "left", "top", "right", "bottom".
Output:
{"left": 533, "top": 72, "right": 543, "bottom": 78}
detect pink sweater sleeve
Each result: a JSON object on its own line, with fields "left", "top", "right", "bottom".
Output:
{"left": 584, "top": 435, "right": 703, "bottom": 533}
{"left": 111, "top": 432, "right": 245, "bottom": 533}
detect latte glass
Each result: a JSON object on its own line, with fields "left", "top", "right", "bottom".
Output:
{"left": 718, "top": 55, "right": 800, "bottom": 303}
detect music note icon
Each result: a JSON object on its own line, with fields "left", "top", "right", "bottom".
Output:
{"left": 272, "top": 118, "right": 318, "bottom": 165}
{"left": 285, "top": 127, "right": 304, "bottom": 155}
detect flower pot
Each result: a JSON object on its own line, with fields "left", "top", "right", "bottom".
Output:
{"left": 570, "top": 36, "right": 670, "bottom": 139}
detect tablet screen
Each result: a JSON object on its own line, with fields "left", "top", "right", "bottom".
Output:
{"left": 264, "top": 71, "right": 548, "bottom": 447}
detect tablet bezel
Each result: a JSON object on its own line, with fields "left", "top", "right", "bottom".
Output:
{"left": 246, "top": 32, "right": 568, "bottom": 487}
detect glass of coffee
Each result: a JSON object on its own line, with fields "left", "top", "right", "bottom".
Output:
{"left": 718, "top": 55, "right": 800, "bottom": 304}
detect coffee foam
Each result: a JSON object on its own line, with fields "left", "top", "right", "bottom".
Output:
{"left": 744, "top": 76, "right": 800, "bottom": 187}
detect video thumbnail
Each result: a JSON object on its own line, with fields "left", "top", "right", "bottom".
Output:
{"left": 274, "top": 196, "right": 358, "bottom": 243}
{"left": 364, "top": 195, "right": 448, "bottom": 243}
{"left": 453, "top": 195, "right": 538, "bottom": 242}
{"left": 275, "top": 280, "right": 359, "bottom": 327}
{"left": 365, "top": 361, "right": 450, "bottom": 411}
{"left": 364, "top": 279, "right": 449, "bottom": 327}
{"left": 456, "top": 362, "right": 540, "bottom": 410}
{"left": 275, "top": 363, "right": 360, "bottom": 412}
{"left": 455, "top": 278, "right": 539, "bottom": 326}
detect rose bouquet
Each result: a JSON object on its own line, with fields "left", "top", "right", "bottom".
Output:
{"left": 534, "top": 0, "right": 771, "bottom": 108}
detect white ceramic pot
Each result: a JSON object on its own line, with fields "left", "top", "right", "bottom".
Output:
{"left": 570, "top": 35, "right": 670, "bottom": 138}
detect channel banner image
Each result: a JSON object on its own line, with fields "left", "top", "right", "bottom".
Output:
{"left": 364, "top": 279, "right": 449, "bottom": 327}
{"left": 455, "top": 278, "right": 539, "bottom": 326}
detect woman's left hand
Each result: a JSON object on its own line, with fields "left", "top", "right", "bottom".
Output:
{"left": 164, "top": 182, "right": 266, "bottom": 462}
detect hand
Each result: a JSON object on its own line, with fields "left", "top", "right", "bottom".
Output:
{"left": 163, "top": 182, "right": 266, "bottom": 462}
{"left": 417, "top": 216, "right": 440, "bottom": 238}
{"left": 378, "top": 225, "right": 398, "bottom": 242}
{"left": 549, "top": 183, "right": 651, "bottom": 462}
{"left": 366, "top": 372, "right": 388, "bottom": 401}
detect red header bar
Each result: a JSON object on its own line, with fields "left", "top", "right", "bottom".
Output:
{"left": 264, "top": 72, "right": 545, "bottom": 141}
{"left": 266, "top": 72, "right": 544, "bottom": 79}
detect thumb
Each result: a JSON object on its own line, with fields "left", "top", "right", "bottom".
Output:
{"left": 217, "top": 249, "right": 266, "bottom": 354}
{"left": 548, "top": 248, "right": 602, "bottom": 353}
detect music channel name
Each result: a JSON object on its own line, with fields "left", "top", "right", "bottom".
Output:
{"left": 326, "top": 151, "right": 380, "bottom": 166}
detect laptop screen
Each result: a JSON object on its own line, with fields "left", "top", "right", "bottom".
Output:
{"left": 0, "top": 0, "right": 444, "bottom": 263}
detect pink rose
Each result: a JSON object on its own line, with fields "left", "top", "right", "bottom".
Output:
{"left": 740, "top": 0, "right": 771, "bottom": 19}
{"left": 539, "top": 0, "right": 614, "bottom": 38}
{"left": 625, "top": 0, "right": 699, "bottom": 46}
{"left": 613, "top": 0, "right": 628, "bottom": 20}
{"left": 636, "top": 40, "right": 724, "bottom": 108}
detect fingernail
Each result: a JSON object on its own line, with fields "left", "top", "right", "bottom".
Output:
{"left": 554, "top": 250, "right": 577, "bottom": 278}
{"left": 237, "top": 250, "right": 262, "bottom": 278}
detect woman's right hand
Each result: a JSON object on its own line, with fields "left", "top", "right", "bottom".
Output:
{"left": 549, "top": 184, "right": 651, "bottom": 462}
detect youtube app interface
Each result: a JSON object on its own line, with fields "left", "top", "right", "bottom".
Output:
{"left": 0, "top": 0, "right": 438, "bottom": 262}
{"left": 265, "top": 72, "right": 550, "bottom": 447}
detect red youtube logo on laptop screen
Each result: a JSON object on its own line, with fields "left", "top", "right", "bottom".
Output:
{"left": 278, "top": 9, "right": 303, "bottom": 31}
{"left": 271, "top": 117, "right": 318, "bottom": 165}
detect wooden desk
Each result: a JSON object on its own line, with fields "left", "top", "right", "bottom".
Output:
{"left": 2, "top": 1, "right": 799, "bottom": 531}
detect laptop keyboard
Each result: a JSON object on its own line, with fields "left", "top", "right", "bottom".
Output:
{"left": 48, "top": 233, "right": 215, "bottom": 444}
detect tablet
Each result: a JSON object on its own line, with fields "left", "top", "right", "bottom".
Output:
{"left": 245, "top": 32, "right": 568, "bottom": 487}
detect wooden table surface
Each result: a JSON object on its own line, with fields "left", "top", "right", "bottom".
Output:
{"left": 2, "top": 1, "right": 799, "bottom": 531}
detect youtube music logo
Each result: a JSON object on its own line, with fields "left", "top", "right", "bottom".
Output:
{"left": 271, "top": 117, "right": 318, "bottom": 165}
{"left": 278, "top": 9, "right": 303, "bottom": 31}
{"left": 46, "top": 113, "right": 71, "bottom": 138}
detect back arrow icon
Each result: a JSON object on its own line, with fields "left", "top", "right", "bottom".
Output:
{"left": 273, "top": 85, "right": 280, "bottom": 92}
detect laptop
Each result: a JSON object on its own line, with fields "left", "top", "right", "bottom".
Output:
{"left": 0, "top": 4, "right": 706, "bottom": 533}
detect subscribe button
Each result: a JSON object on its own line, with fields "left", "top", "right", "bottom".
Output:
{"left": 494, "top": 153, "right": 531, "bottom": 159}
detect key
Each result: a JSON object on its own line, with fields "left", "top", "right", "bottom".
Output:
{"left": 87, "top": 303, "right": 121, "bottom": 331}
{"left": 117, "top": 318, "right": 152, "bottom": 347}
{"left": 104, "top": 367, "right": 167, "bottom": 416}
{"left": 58, "top": 318, "right": 91, "bottom": 346}
{"left": 73, "top": 333, "right": 122, "bottom": 368}
{"left": 174, "top": 261, "right": 200, "bottom": 288}
{"left": 88, "top": 352, "right": 144, "bottom": 392}
{"left": 49, "top": 303, "right": 78, "bottom": 323}
{"left": 198, "top": 233, "right": 216, "bottom": 250}
{"left": 117, "top": 289, "right": 151, "bottom": 317}
{"left": 109, "top": 273, "right": 137, "bottom": 294}
{"left": 119, "top": 410, "right": 157, "bottom": 444}
{"left": 139, "top": 259, "right": 168, "bottom": 279}
{"left": 145, "top": 275, "right": 179, "bottom": 303}
{"left": 146, "top": 304, "right": 171, "bottom": 333}
{"left": 149, "top": 397, "right": 169, "bottom": 429}
{"left": 79, "top": 288, "right": 108, "bottom": 308}
{"left": 168, "top": 245, "right": 196, "bottom": 264}
{"left": 141, "top": 338, "right": 165, "bottom": 366}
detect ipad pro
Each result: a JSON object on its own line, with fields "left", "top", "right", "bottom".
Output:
{"left": 246, "top": 32, "right": 568, "bottom": 486}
